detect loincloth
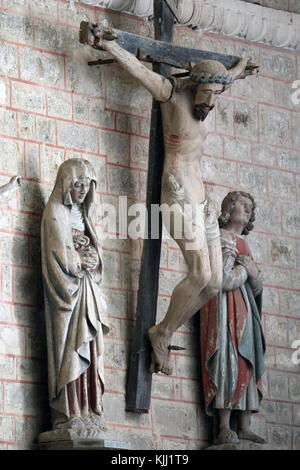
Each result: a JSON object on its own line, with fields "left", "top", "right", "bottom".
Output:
{"left": 161, "top": 173, "right": 220, "bottom": 249}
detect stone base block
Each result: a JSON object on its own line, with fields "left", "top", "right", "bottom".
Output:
{"left": 205, "top": 439, "right": 273, "bottom": 451}
{"left": 36, "top": 428, "right": 131, "bottom": 451}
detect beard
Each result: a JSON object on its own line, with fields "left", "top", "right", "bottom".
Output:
{"left": 193, "top": 103, "right": 214, "bottom": 121}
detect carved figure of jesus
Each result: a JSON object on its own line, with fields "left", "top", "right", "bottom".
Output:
{"left": 95, "top": 26, "right": 255, "bottom": 375}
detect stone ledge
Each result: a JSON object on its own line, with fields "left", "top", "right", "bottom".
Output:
{"left": 205, "top": 439, "right": 274, "bottom": 450}
{"left": 37, "top": 428, "right": 131, "bottom": 450}
{"left": 77, "top": 0, "right": 300, "bottom": 51}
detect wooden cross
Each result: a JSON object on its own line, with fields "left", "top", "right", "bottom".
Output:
{"left": 79, "top": 0, "right": 244, "bottom": 413}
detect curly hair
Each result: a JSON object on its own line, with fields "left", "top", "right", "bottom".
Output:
{"left": 218, "top": 191, "right": 256, "bottom": 236}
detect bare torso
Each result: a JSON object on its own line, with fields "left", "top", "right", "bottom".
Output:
{"left": 161, "top": 85, "right": 208, "bottom": 204}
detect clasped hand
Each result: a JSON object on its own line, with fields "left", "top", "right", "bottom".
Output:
{"left": 73, "top": 233, "right": 99, "bottom": 271}
{"left": 236, "top": 254, "right": 259, "bottom": 280}
{"left": 79, "top": 248, "right": 99, "bottom": 271}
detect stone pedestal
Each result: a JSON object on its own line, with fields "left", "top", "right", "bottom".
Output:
{"left": 37, "top": 428, "right": 131, "bottom": 451}
{"left": 205, "top": 439, "right": 273, "bottom": 450}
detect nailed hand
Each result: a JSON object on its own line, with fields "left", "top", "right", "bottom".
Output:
{"left": 93, "top": 20, "right": 118, "bottom": 49}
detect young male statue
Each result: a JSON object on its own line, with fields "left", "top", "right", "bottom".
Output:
{"left": 94, "top": 24, "right": 256, "bottom": 375}
{"left": 200, "top": 191, "right": 266, "bottom": 445}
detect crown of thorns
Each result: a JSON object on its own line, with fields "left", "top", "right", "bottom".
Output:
{"left": 190, "top": 71, "right": 233, "bottom": 85}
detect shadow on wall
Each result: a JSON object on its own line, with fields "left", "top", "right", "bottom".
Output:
{"left": 14, "top": 182, "right": 52, "bottom": 445}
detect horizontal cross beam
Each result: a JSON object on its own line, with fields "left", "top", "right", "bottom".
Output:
{"left": 79, "top": 21, "right": 241, "bottom": 71}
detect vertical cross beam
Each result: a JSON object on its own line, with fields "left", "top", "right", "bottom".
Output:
{"left": 125, "top": 0, "right": 174, "bottom": 413}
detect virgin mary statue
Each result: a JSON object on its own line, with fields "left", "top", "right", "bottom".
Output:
{"left": 41, "top": 158, "right": 109, "bottom": 430}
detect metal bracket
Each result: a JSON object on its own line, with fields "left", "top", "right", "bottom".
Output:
{"left": 88, "top": 58, "right": 116, "bottom": 66}
{"left": 88, "top": 50, "right": 193, "bottom": 77}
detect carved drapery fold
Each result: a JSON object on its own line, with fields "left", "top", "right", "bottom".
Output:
{"left": 76, "top": 0, "right": 300, "bottom": 51}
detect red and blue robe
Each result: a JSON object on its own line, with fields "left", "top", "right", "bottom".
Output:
{"left": 200, "top": 229, "right": 265, "bottom": 415}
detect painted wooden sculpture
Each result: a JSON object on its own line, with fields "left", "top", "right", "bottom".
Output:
{"left": 41, "top": 158, "right": 109, "bottom": 431}
{"left": 91, "top": 22, "right": 257, "bottom": 378}
{"left": 200, "top": 191, "right": 266, "bottom": 445}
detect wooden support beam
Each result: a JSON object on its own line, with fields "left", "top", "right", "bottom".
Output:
{"left": 79, "top": 20, "right": 241, "bottom": 71}
{"left": 125, "top": 0, "right": 174, "bottom": 413}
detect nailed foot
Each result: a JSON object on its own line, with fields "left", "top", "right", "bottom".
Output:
{"left": 214, "top": 427, "right": 239, "bottom": 445}
{"left": 148, "top": 324, "right": 172, "bottom": 375}
{"left": 238, "top": 429, "right": 266, "bottom": 444}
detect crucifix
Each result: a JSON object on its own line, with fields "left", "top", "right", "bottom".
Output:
{"left": 79, "top": 0, "right": 257, "bottom": 414}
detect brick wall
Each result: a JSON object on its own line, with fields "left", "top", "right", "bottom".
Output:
{"left": 0, "top": 0, "right": 299, "bottom": 450}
